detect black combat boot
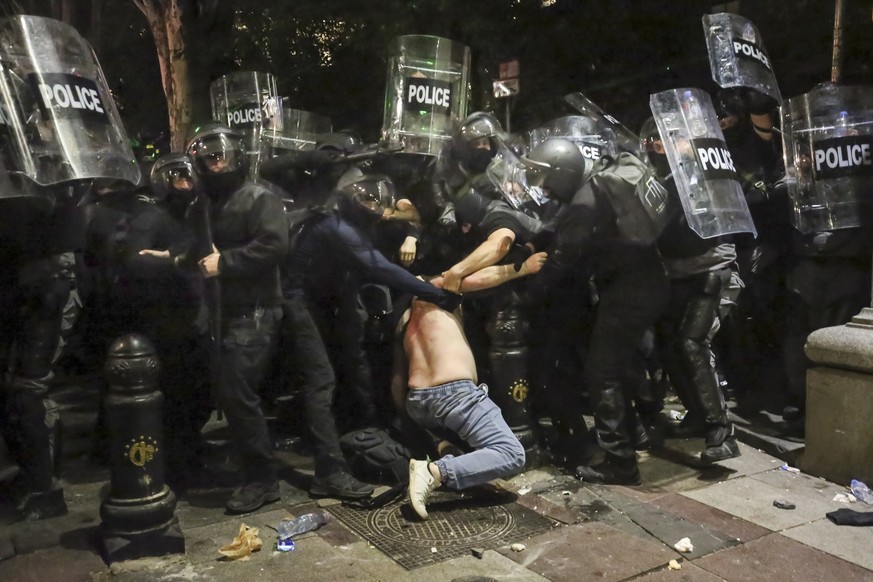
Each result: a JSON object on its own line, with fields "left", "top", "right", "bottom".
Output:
{"left": 575, "top": 454, "right": 641, "bottom": 485}
{"left": 700, "top": 424, "right": 741, "bottom": 464}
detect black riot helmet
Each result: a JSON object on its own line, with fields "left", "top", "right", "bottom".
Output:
{"left": 522, "top": 138, "right": 587, "bottom": 203}
{"left": 185, "top": 123, "right": 246, "bottom": 195}
{"left": 454, "top": 111, "right": 503, "bottom": 174}
{"left": 337, "top": 171, "right": 396, "bottom": 220}
{"left": 150, "top": 153, "right": 196, "bottom": 202}
{"left": 315, "top": 130, "right": 363, "bottom": 155}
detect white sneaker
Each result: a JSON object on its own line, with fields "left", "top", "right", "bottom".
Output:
{"left": 408, "top": 459, "right": 438, "bottom": 520}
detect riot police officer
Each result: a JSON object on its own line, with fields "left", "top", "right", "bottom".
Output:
{"left": 640, "top": 118, "right": 742, "bottom": 464}
{"left": 281, "top": 172, "right": 461, "bottom": 498}
{"left": 185, "top": 123, "right": 289, "bottom": 514}
{"left": 524, "top": 138, "right": 669, "bottom": 484}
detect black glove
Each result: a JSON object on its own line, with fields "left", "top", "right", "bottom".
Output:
{"left": 436, "top": 289, "right": 463, "bottom": 312}
{"left": 309, "top": 148, "right": 343, "bottom": 169}
{"left": 741, "top": 87, "right": 778, "bottom": 116}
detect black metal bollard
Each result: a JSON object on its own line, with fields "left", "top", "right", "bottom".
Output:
{"left": 485, "top": 292, "right": 540, "bottom": 468}
{"left": 99, "top": 333, "right": 184, "bottom": 563}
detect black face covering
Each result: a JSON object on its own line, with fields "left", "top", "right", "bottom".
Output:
{"left": 648, "top": 153, "right": 672, "bottom": 180}
{"left": 164, "top": 193, "right": 192, "bottom": 219}
{"left": 201, "top": 170, "right": 244, "bottom": 199}
{"left": 465, "top": 148, "right": 495, "bottom": 174}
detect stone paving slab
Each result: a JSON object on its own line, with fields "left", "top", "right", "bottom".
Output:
{"left": 181, "top": 507, "right": 291, "bottom": 565}
{"left": 0, "top": 543, "right": 107, "bottom": 582}
{"left": 632, "top": 559, "right": 725, "bottom": 581}
{"left": 681, "top": 475, "right": 835, "bottom": 531}
{"left": 505, "top": 467, "right": 579, "bottom": 495}
{"left": 588, "top": 485, "right": 741, "bottom": 560}
{"left": 712, "top": 442, "right": 786, "bottom": 478}
{"left": 782, "top": 517, "right": 873, "bottom": 571}
{"left": 748, "top": 465, "right": 849, "bottom": 506}
{"left": 501, "top": 521, "right": 675, "bottom": 582}
{"left": 516, "top": 491, "right": 583, "bottom": 525}
{"left": 639, "top": 440, "right": 739, "bottom": 495}
{"left": 691, "top": 532, "right": 873, "bottom": 582}
{"left": 173, "top": 479, "right": 312, "bottom": 531}
{"left": 540, "top": 485, "right": 655, "bottom": 543}
{"left": 648, "top": 493, "right": 770, "bottom": 543}
{"left": 411, "top": 551, "right": 549, "bottom": 581}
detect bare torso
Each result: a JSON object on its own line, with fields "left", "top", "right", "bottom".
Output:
{"left": 402, "top": 298, "right": 477, "bottom": 389}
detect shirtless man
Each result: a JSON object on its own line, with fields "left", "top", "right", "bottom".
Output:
{"left": 394, "top": 252, "right": 547, "bottom": 520}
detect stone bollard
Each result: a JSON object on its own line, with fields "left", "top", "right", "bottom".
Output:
{"left": 803, "top": 308, "right": 873, "bottom": 486}
{"left": 99, "top": 333, "right": 184, "bottom": 563}
{"left": 485, "top": 292, "right": 540, "bottom": 468}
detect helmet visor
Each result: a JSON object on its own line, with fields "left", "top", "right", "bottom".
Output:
{"left": 346, "top": 178, "right": 395, "bottom": 215}
{"left": 520, "top": 157, "right": 551, "bottom": 190}
{"left": 186, "top": 133, "right": 244, "bottom": 175}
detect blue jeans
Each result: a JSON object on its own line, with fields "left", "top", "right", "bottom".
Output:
{"left": 406, "top": 380, "right": 525, "bottom": 490}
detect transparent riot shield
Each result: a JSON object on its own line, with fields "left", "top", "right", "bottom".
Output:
{"left": 486, "top": 139, "right": 547, "bottom": 214}
{"left": 781, "top": 82, "right": 873, "bottom": 234}
{"left": 529, "top": 115, "right": 615, "bottom": 164}
{"left": 210, "top": 71, "right": 282, "bottom": 179}
{"left": 564, "top": 92, "right": 646, "bottom": 157}
{"left": 0, "top": 15, "right": 140, "bottom": 189}
{"left": 381, "top": 35, "right": 470, "bottom": 156}
{"left": 649, "top": 87, "right": 757, "bottom": 239}
{"left": 703, "top": 13, "right": 781, "bottom": 105}
{"left": 263, "top": 106, "right": 331, "bottom": 153}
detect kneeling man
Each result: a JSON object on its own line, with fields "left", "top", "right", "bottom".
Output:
{"left": 393, "top": 253, "right": 547, "bottom": 519}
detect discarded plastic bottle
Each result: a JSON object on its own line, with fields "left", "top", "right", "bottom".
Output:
{"left": 682, "top": 90, "right": 708, "bottom": 137}
{"left": 277, "top": 511, "right": 331, "bottom": 540}
{"left": 850, "top": 480, "right": 873, "bottom": 504}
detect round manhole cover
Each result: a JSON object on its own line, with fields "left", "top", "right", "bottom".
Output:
{"left": 368, "top": 499, "right": 515, "bottom": 548}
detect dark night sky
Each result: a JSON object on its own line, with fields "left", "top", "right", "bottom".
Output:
{"left": 45, "top": 0, "right": 872, "bottom": 145}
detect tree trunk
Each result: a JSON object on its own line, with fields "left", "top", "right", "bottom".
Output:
{"left": 135, "top": 0, "right": 193, "bottom": 152}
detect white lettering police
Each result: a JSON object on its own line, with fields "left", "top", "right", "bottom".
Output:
{"left": 38, "top": 82, "right": 104, "bottom": 114}
{"left": 579, "top": 144, "right": 601, "bottom": 160}
{"left": 227, "top": 107, "right": 262, "bottom": 126}
{"left": 407, "top": 83, "right": 450, "bottom": 108}
{"left": 815, "top": 142, "right": 873, "bottom": 173}
{"left": 697, "top": 145, "right": 736, "bottom": 173}
{"left": 733, "top": 39, "right": 771, "bottom": 71}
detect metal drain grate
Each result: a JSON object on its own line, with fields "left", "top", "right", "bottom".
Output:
{"left": 327, "top": 488, "right": 558, "bottom": 570}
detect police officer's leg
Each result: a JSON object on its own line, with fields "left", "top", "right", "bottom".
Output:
{"left": 281, "top": 298, "right": 373, "bottom": 499}
{"left": 677, "top": 270, "right": 740, "bottom": 463}
{"left": 5, "top": 274, "right": 69, "bottom": 518}
{"left": 576, "top": 268, "right": 667, "bottom": 484}
{"left": 218, "top": 307, "right": 282, "bottom": 513}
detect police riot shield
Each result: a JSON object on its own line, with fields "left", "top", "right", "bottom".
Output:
{"left": 210, "top": 71, "right": 282, "bottom": 179}
{"left": 0, "top": 15, "right": 139, "bottom": 190}
{"left": 649, "top": 87, "right": 757, "bottom": 239}
{"left": 529, "top": 115, "right": 615, "bottom": 164}
{"left": 263, "top": 105, "right": 331, "bottom": 153}
{"left": 703, "top": 13, "right": 781, "bottom": 106}
{"left": 486, "top": 139, "right": 548, "bottom": 214}
{"left": 381, "top": 35, "right": 470, "bottom": 156}
{"left": 564, "top": 92, "right": 646, "bottom": 157}
{"left": 781, "top": 83, "right": 873, "bottom": 234}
